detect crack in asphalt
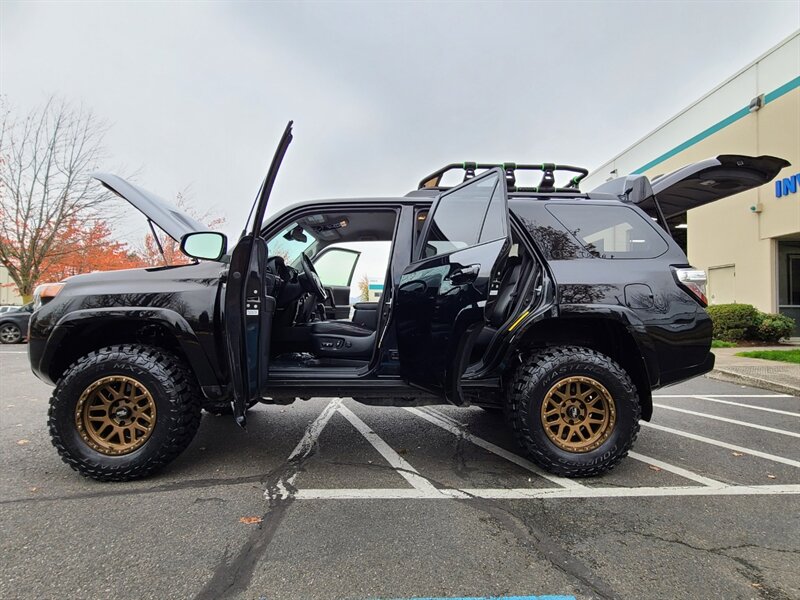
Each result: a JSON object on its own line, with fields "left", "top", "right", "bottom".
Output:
{"left": 0, "top": 473, "right": 271, "bottom": 505}
{"left": 441, "top": 411, "right": 617, "bottom": 599}
{"left": 613, "top": 529, "right": 797, "bottom": 600}
{"left": 193, "top": 399, "right": 339, "bottom": 600}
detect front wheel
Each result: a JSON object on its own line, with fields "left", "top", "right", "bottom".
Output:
{"left": 507, "top": 346, "right": 641, "bottom": 477}
{"left": 48, "top": 345, "right": 202, "bottom": 481}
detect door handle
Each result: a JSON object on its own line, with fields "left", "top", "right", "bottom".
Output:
{"left": 448, "top": 264, "right": 480, "bottom": 285}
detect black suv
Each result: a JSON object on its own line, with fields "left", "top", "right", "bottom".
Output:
{"left": 28, "top": 122, "right": 788, "bottom": 481}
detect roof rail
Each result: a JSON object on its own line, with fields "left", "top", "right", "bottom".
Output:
{"left": 418, "top": 162, "right": 589, "bottom": 193}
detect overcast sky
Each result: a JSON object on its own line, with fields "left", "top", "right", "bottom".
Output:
{"left": 2, "top": 0, "right": 799, "bottom": 244}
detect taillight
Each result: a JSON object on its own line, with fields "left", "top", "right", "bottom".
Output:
{"left": 673, "top": 268, "right": 707, "bottom": 306}
{"left": 33, "top": 282, "right": 64, "bottom": 311}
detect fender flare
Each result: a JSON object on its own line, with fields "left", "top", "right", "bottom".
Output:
{"left": 39, "top": 307, "right": 221, "bottom": 391}
{"left": 506, "top": 304, "right": 659, "bottom": 420}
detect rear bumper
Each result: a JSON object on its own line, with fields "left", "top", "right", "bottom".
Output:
{"left": 658, "top": 352, "right": 715, "bottom": 388}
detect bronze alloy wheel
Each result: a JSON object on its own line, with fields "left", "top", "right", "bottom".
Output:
{"left": 540, "top": 375, "right": 616, "bottom": 453}
{"left": 75, "top": 375, "right": 157, "bottom": 456}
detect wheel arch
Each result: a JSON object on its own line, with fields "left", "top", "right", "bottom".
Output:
{"left": 510, "top": 313, "right": 656, "bottom": 421}
{"left": 40, "top": 308, "right": 223, "bottom": 397}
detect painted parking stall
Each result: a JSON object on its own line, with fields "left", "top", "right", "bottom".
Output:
{"left": 274, "top": 394, "right": 800, "bottom": 502}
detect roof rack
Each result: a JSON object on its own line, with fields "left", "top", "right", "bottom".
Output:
{"left": 418, "top": 162, "right": 589, "bottom": 193}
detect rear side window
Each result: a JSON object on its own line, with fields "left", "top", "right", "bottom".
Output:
{"left": 423, "top": 174, "right": 498, "bottom": 258}
{"left": 546, "top": 204, "right": 668, "bottom": 259}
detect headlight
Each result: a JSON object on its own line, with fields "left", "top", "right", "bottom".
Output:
{"left": 33, "top": 282, "right": 64, "bottom": 311}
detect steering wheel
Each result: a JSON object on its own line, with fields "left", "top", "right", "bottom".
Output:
{"left": 300, "top": 252, "right": 327, "bottom": 301}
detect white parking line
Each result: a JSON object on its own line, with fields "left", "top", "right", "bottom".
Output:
{"left": 273, "top": 400, "right": 800, "bottom": 502}
{"left": 642, "top": 421, "right": 800, "bottom": 468}
{"left": 655, "top": 394, "right": 799, "bottom": 417}
{"left": 690, "top": 395, "right": 800, "bottom": 418}
{"left": 269, "top": 397, "right": 342, "bottom": 499}
{"left": 407, "top": 407, "right": 585, "bottom": 490}
{"left": 627, "top": 452, "right": 725, "bottom": 487}
{"left": 653, "top": 404, "right": 800, "bottom": 438}
{"left": 295, "top": 484, "right": 800, "bottom": 500}
{"left": 655, "top": 394, "right": 793, "bottom": 398}
{"left": 337, "top": 404, "right": 442, "bottom": 496}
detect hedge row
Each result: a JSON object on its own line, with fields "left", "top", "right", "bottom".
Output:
{"left": 706, "top": 303, "right": 795, "bottom": 343}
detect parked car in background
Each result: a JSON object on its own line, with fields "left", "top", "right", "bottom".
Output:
{"left": 0, "top": 302, "right": 33, "bottom": 344}
{"left": 0, "top": 305, "right": 22, "bottom": 314}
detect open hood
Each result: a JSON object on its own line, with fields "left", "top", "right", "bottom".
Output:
{"left": 93, "top": 173, "right": 209, "bottom": 242}
{"left": 643, "top": 154, "right": 790, "bottom": 219}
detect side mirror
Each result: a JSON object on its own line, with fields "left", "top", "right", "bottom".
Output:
{"left": 180, "top": 232, "right": 228, "bottom": 261}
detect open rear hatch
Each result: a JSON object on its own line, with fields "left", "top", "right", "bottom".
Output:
{"left": 592, "top": 155, "right": 790, "bottom": 222}
{"left": 644, "top": 155, "right": 790, "bottom": 219}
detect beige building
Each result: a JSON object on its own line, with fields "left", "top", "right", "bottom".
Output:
{"left": 584, "top": 32, "right": 800, "bottom": 334}
{"left": 0, "top": 266, "right": 23, "bottom": 306}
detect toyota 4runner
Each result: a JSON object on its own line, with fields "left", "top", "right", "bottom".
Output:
{"left": 28, "top": 122, "right": 789, "bottom": 481}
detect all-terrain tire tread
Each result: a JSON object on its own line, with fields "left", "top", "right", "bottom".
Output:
{"left": 507, "top": 345, "right": 641, "bottom": 478}
{"left": 48, "top": 344, "right": 202, "bottom": 482}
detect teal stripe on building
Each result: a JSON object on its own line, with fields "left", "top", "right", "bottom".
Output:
{"left": 632, "top": 76, "right": 800, "bottom": 175}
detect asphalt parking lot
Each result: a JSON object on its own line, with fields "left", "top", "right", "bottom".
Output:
{"left": 1, "top": 345, "right": 798, "bottom": 600}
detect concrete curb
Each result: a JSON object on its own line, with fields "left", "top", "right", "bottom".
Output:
{"left": 707, "top": 368, "right": 800, "bottom": 396}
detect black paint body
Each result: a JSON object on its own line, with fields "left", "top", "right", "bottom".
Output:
{"left": 28, "top": 193, "right": 714, "bottom": 420}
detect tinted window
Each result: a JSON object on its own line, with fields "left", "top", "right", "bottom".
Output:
{"left": 478, "top": 185, "right": 506, "bottom": 243}
{"left": 546, "top": 204, "right": 668, "bottom": 259}
{"left": 423, "top": 174, "right": 498, "bottom": 258}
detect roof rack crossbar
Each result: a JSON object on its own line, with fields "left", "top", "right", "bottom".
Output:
{"left": 418, "top": 162, "right": 589, "bottom": 192}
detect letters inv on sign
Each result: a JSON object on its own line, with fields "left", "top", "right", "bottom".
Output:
{"left": 775, "top": 173, "right": 800, "bottom": 197}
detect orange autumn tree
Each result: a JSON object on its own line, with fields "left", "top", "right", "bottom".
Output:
{"left": 37, "top": 217, "right": 144, "bottom": 282}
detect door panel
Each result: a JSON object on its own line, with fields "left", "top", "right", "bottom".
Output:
{"left": 395, "top": 168, "right": 510, "bottom": 400}
{"left": 225, "top": 121, "right": 293, "bottom": 426}
{"left": 323, "top": 285, "right": 352, "bottom": 320}
{"left": 313, "top": 247, "right": 361, "bottom": 320}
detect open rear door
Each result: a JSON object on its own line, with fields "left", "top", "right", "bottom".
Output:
{"left": 225, "top": 121, "right": 293, "bottom": 426}
{"left": 394, "top": 168, "right": 510, "bottom": 402}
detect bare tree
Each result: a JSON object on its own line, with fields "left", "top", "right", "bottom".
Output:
{"left": 0, "top": 97, "right": 111, "bottom": 301}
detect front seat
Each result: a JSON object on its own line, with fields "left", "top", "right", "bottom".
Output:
{"left": 310, "top": 320, "right": 376, "bottom": 359}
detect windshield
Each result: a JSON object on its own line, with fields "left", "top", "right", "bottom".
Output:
{"left": 267, "top": 222, "right": 315, "bottom": 265}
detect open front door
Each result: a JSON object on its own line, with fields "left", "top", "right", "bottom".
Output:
{"left": 394, "top": 168, "right": 510, "bottom": 401}
{"left": 225, "top": 121, "right": 293, "bottom": 426}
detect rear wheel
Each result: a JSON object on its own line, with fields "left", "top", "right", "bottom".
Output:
{"left": 48, "top": 345, "right": 201, "bottom": 481}
{"left": 0, "top": 323, "right": 22, "bottom": 344}
{"left": 507, "top": 346, "right": 640, "bottom": 477}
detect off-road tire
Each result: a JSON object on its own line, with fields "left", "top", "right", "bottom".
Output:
{"left": 0, "top": 323, "right": 22, "bottom": 344}
{"left": 48, "top": 345, "right": 202, "bottom": 482}
{"left": 508, "top": 346, "right": 641, "bottom": 477}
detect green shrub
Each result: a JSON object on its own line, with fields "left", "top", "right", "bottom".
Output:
{"left": 757, "top": 313, "right": 795, "bottom": 342}
{"left": 707, "top": 303, "right": 796, "bottom": 342}
{"left": 706, "top": 304, "right": 761, "bottom": 341}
